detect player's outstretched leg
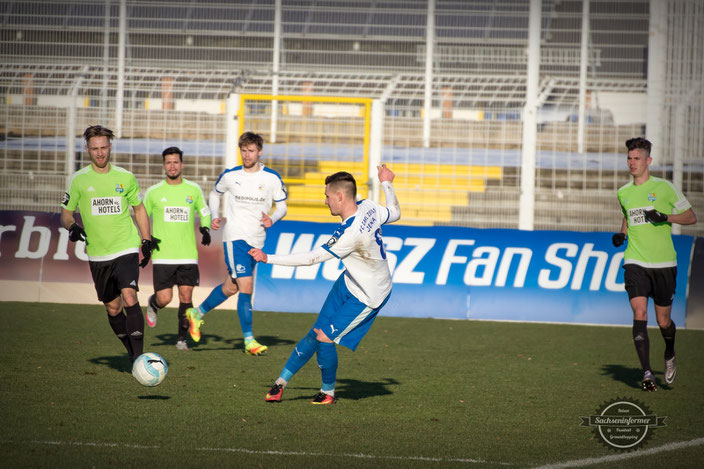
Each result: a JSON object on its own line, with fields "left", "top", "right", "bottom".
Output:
{"left": 312, "top": 341, "right": 338, "bottom": 405}
{"left": 265, "top": 383, "right": 284, "bottom": 403}
{"left": 641, "top": 370, "right": 657, "bottom": 392}
{"left": 146, "top": 293, "right": 159, "bottom": 328}
{"left": 264, "top": 329, "right": 318, "bottom": 402}
{"left": 124, "top": 303, "right": 144, "bottom": 361}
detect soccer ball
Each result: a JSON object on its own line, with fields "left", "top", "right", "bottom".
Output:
{"left": 132, "top": 352, "right": 168, "bottom": 386}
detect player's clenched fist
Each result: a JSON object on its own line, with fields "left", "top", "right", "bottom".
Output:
{"left": 249, "top": 248, "right": 268, "bottom": 263}
{"left": 377, "top": 163, "right": 394, "bottom": 183}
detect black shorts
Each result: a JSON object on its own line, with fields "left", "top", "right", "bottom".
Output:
{"left": 623, "top": 264, "right": 677, "bottom": 307}
{"left": 89, "top": 253, "right": 140, "bottom": 303}
{"left": 153, "top": 264, "right": 200, "bottom": 291}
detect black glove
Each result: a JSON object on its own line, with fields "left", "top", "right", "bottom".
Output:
{"left": 200, "top": 226, "right": 211, "bottom": 246}
{"left": 644, "top": 209, "right": 668, "bottom": 224}
{"left": 139, "top": 237, "right": 161, "bottom": 268}
{"left": 612, "top": 233, "right": 626, "bottom": 247}
{"left": 68, "top": 223, "right": 86, "bottom": 242}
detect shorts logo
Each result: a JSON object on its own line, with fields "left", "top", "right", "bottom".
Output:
{"left": 648, "top": 192, "right": 656, "bottom": 202}
{"left": 61, "top": 192, "right": 70, "bottom": 205}
{"left": 115, "top": 184, "right": 124, "bottom": 194}
{"left": 186, "top": 195, "right": 194, "bottom": 204}
{"left": 236, "top": 264, "right": 246, "bottom": 274}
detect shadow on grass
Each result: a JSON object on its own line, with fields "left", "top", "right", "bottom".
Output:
{"left": 149, "top": 333, "right": 296, "bottom": 352}
{"left": 602, "top": 363, "right": 650, "bottom": 389}
{"left": 137, "top": 395, "right": 171, "bottom": 400}
{"left": 89, "top": 355, "right": 132, "bottom": 373}
{"left": 284, "top": 377, "right": 400, "bottom": 402}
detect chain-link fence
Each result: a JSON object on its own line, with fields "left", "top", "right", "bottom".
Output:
{"left": 1, "top": 0, "right": 702, "bottom": 235}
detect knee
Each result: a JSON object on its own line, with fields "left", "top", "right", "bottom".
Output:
{"left": 222, "top": 281, "right": 238, "bottom": 297}
{"left": 313, "top": 327, "right": 334, "bottom": 343}
{"left": 657, "top": 317, "right": 671, "bottom": 329}
{"left": 177, "top": 291, "right": 192, "bottom": 303}
{"left": 157, "top": 290, "right": 173, "bottom": 306}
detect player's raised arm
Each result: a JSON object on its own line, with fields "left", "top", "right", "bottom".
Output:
{"left": 249, "top": 245, "right": 334, "bottom": 266}
{"left": 378, "top": 163, "right": 400, "bottom": 224}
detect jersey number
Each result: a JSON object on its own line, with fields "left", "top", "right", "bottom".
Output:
{"left": 374, "top": 228, "right": 386, "bottom": 259}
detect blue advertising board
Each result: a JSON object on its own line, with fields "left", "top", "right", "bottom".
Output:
{"left": 254, "top": 221, "right": 694, "bottom": 326}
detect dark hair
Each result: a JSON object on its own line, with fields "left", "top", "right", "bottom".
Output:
{"left": 238, "top": 131, "right": 264, "bottom": 150}
{"left": 325, "top": 171, "right": 357, "bottom": 199}
{"left": 162, "top": 146, "right": 183, "bottom": 161}
{"left": 625, "top": 137, "right": 652, "bottom": 156}
{"left": 83, "top": 125, "right": 114, "bottom": 143}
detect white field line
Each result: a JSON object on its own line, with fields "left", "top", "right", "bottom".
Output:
{"left": 3, "top": 439, "right": 515, "bottom": 465}
{"left": 532, "top": 437, "right": 704, "bottom": 469}
{"left": 8, "top": 437, "right": 703, "bottom": 467}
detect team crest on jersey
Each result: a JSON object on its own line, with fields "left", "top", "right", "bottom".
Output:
{"left": 326, "top": 236, "right": 338, "bottom": 247}
{"left": 258, "top": 184, "right": 263, "bottom": 192}
{"left": 186, "top": 195, "right": 194, "bottom": 204}
{"left": 115, "top": 184, "right": 124, "bottom": 194}
{"left": 648, "top": 192, "right": 656, "bottom": 202}
{"left": 61, "top": 192, "right": 70, "bottom": 205}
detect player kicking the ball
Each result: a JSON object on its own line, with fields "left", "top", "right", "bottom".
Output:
{"left": 250, "top": 164, "right": 400, "bottom": 404}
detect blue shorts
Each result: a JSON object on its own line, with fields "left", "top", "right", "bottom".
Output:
{"left": 314, "top": 273, "right": 390, "bottom": 351}
{"left": 223, "top": 240, "right": 256, "bottom": 279}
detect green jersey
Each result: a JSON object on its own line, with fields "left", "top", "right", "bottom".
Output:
{"left": 617, "top": 175, "right": 691, "bottom": 268}
{"left": 143, "top": 178, "right": 211, "bottom": 264}
{"left": 61, "top": 164, "right": 142, "bottom": 261}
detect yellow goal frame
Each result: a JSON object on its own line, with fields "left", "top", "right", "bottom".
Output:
{"left": 237, "top": 94, "right": 373, "bottom": 181}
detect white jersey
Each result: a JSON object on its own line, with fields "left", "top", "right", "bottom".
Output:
{"left": 212, "top": 163, "right": 287, "bottom": 248}
{"left": 322, "top": 199, "right": 395, "bottom": 308}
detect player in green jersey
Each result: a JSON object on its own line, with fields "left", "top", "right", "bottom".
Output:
{"left": 143, "top": 147, "right": 212, "bottom": 351}
{"left": 61, "top": 125, "right": 159, "bottom": 364}
{"left": 613, "top": 137, "right": 697, "bottom": 391}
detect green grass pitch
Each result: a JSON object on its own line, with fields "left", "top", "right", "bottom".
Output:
{"left": 1, "top": 301, "right": 703, "bottom": 468}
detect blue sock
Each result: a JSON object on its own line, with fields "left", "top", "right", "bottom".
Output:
{"left": 317, "top": 341, "right": 338, "bottom": 393}
{"left": 199, "top": 284, "right": 228, "bottom": 316}
{"left": 280, "top": 329, "right": 317, "bottom": 382}
{"left": 237, "top": 293, "right": 253, "bottom": 338}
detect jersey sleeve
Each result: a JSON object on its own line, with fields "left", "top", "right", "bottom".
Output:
{"left": 321, "top": 225, "right": 357, "bottom": 259}
{"left": 195, "top": 184, "right": 212, "bottom": 227}
{"left": 143, "top": 187, "right": 154, "bottom": 216}
{"left": 125, "top": 173, "right": 142, "bottom": 206}
{"left": 667, "top": 183, "right": 692, "bottom": 214}
{"left": 274, "top": 176, "right": 287, "bottom": 202}
{"left": 61, "top": 174, "right": 79, "bottom": 211}
{"left": 213, "top": 171, "right": 228, "bottom": 194}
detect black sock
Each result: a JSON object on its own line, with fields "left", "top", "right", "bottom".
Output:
{"left": 632, "top": 320, "right": 651, "bottom": 372}
{"left": 660, "top": 320, "right": 676, "bottom": 360}
{"left": 125, "top": 303, "right": 144, "bottom": 360}
{"left": 107, "top": 312, "right": 133, "bottom": 358}
{"left": 178, "top": 302, "right": 192, "bottom": 341}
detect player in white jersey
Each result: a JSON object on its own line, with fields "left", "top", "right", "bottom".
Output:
{"left": 186, "top": 132, "right": 287, "bottom": 355}
{"left": 250, "top": 164, "right": 400, "bottom": 404}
